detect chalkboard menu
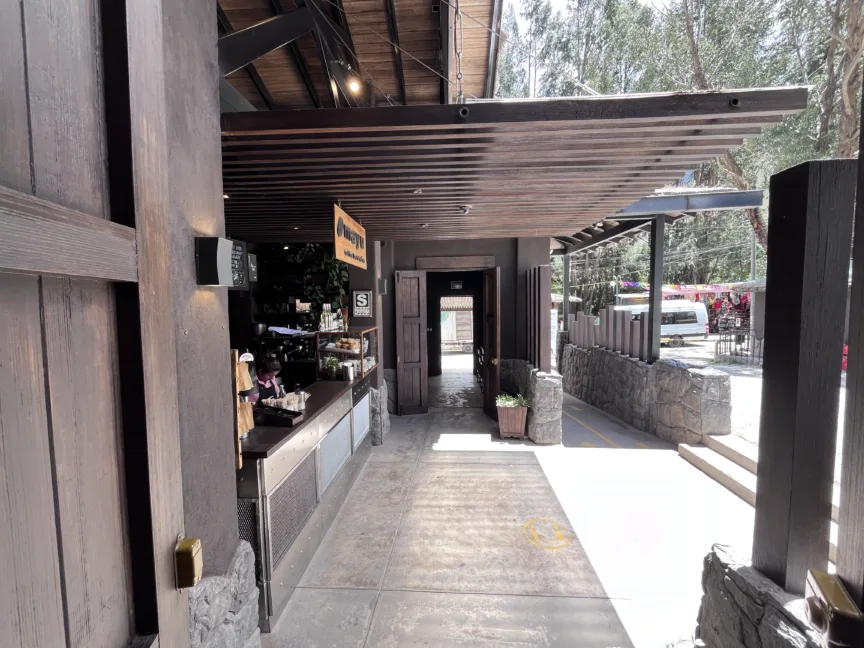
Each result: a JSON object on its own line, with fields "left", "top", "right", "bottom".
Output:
{"left": 230, "top": 240, "right": 247, "bottom": 289}
{"left": 195, "top": 237, "right": 249, "bottom": 289}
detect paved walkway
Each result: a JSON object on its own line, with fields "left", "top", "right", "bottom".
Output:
{"left": 265, "top": 388, "right": 757, "bottom": 647}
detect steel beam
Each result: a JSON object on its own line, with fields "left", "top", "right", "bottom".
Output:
{"left": 484, "top": 0, "right": 504, "bottom": 97}
{"left": 613, "top": 189, "right": 764, "bottom": 219}
{"left": 218, "top": 8, "right": 315, "bottom": 77}
{"left": 436, "top": 0, "right": 452, "bottom": 104}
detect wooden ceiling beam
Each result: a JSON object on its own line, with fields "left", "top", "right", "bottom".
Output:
{"left": 384, "top": 0, "right": 407, "bottom": 105}
{"left": 221, "top": 87, "right": 808, "bottom": 134}
{"left": 218, "top": 7, "right": 315, "bottom": 76}
{"left": 217, "top": 4, "right": 275, "bottom": 110}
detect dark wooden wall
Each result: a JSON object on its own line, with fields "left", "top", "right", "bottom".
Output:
{"left": 0, "top": 0, "right": 133, "bottom": 645}
{"left": 381, "top": 237, "right": 550, "bottom": 369}
{"left": 163, "top": 0, "right": 239, "bottom": 577}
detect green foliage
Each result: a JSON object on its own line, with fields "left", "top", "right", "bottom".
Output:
{"left": 496, "top": 393, "right": 530, "bottom": 408}
{"left": 498, "top": 0, "right": 857, "bottom": 312}
{"left": 290, "top": 243, "right": 349, "bottom": 322}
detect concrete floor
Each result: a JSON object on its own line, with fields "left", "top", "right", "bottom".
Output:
{"left": 265, "top": 377, "right": 757, "bottom": 647}
{"left": 428, "top": 353, "right": 483, "bottom": 409}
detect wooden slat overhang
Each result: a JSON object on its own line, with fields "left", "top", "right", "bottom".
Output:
{"left": 221, "top": 86, "right": 808, "bottom": 241}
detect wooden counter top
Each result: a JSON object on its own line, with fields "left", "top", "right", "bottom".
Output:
{"left": 241, "top": 380, "right": 352, "bottom": 459}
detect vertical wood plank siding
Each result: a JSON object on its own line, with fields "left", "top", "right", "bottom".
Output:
{"left": 0, "top": 0, "right": 137, "bottom": 644}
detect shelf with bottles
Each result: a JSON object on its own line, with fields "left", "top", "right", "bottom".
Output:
{"left": 316, "top": 326, "right": 378, "bottom": 380}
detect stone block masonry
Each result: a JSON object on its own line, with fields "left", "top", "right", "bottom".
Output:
{"left": 501, "top": 359, "right": 563, "bottom": 444}
{"left": 697, "top": 545, "right": 819, "bottom": 647}
{"left": 189, "top": 541, "right": 261, "bottom": 648}
{"left": 559, "top": 344, "right": 731, "bottom": 444}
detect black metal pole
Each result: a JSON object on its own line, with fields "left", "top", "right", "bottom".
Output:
{"left": 646, "top": 214, "right": 664, "bottom": 363}
{"left": 561, "top": 254, "right": 570, "bottom": 327}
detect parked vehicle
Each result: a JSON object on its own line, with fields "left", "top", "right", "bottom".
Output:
{"left": 615, "top": 300, "right": 709, "bottom": 347}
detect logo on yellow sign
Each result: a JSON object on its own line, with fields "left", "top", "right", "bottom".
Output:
{"left": 522, "top": 518, "right": 573, "bottom": 551}
{"left": 334, "top": 205, "right": 367, "bottom": 269}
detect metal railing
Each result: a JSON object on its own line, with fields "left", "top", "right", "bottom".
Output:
{"left": 715, "top": 329, "right": 763, "bottom": 365}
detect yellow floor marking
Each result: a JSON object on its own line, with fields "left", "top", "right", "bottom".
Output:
{"left": 522, "top": 518, "right": 573, "bottom": 550}
{"left": 567, "top": 404, "right": 583, "bottom": 412}
{"left": 563, "top": 410, "right": 621, "bottom": 448}
{"left": 636, "top": 441, "right": 649, "bottom": 449}
{"left": 580, "top": 441, "right": 598, "bottom": 448}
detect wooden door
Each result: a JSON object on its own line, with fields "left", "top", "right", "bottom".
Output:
{"left": 483, "top": 267, "right": 501, "bottom": 418}
{"left": 396, "top": 271, "right": 428, "bottom": 414}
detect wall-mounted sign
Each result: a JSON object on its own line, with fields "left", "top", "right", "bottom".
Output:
{"left": 353, "top": 290, "right": 373, "bottom": 318}
{"left": 450, "top": 281, "right": 463, "bottom": 290}
{"left": 195, "top": 237, "right": 248, "bottom": 289}
{"left": 334, "top": 205, "right": 367, "bottom": 269}
{"left": 247, "top": 253, "right": 258, "bottom": 282}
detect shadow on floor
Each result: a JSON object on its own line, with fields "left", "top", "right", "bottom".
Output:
{"left": 265, "top": 393, "right": 755, "bottom": 647}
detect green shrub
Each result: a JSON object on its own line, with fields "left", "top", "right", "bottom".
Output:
{"left": 495, "top": 393, "right": 529, "bottom": 408}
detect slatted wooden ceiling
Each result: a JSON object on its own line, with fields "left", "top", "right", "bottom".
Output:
{"left": 221, "top": 87, "right": 807, "bottom": 242}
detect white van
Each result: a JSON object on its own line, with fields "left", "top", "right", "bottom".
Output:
{"left": 615, "top": 300, "right": 709, "bottom": 347}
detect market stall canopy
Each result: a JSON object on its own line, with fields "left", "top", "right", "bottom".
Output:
{"left": 221, "top": 86, "right": 807, "bottom": 241}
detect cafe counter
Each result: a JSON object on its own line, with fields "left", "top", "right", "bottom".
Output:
{"left": 236, "top": 369, "right": 376, "bottom": 631}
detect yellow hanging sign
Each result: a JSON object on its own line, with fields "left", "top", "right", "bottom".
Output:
{"left": 333, "top": 205, "right": 367, "bottom": 269}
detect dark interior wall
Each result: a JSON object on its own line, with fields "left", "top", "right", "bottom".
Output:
{"left": 426, "top": 271, "right": 483, "bottom": 376}
{"left": 163, "top": 0, "right": 238, "bottom": 576}
{"left": 382, "top": 238, "right": 549, "bottom": 368}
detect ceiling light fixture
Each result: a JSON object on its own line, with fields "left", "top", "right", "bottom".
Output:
{"left": 283, "top": 245, "right": 290, "bottom": 250}
{"left": 459, "top": 204, "right": 472, "bottom": 215}
{"left": 223, "top": 194, "right": 230, "bottom": 199}
{"left": 348, "top": 79, "right": 361, "bottom": 93}
{"left": 293, "top": 226, "right": 299, "bottom": 230}
{"left": 412, "top": 189, "right": 423, "bottom": 195}
{"left": 420, "top": 223, "right": 429, "bottom": 228}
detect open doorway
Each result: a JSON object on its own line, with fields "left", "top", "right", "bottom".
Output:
{"left": 426, "top": 271, "right": 484, "bottom": 408}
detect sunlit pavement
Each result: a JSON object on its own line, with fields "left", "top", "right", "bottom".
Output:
{"left": 265, "top": 384, "right": 756, "bottom": 648}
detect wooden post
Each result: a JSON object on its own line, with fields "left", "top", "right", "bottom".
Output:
{"left": 606, "top": 305, "right": 616, "bottom": 350}
{"left": 640, "top": 315, "right": 649, "bottom": 362}
{"left": 622, "top": 312, "right": 631, "bottom": 356}
{"left": 646, "top": 215, "right": 664, "bottom": 363}
{"left": 598, "top": 310, "right": 607, "bottom": 348}
{"left": 838, "top": 134, "right": 864, "bottom": 604}
{"left": 568, "top": 313, "right": 576, "bottom": 344}
{"left": 753, "top": 160, "right": 855, "bottom": 595}
{"left": 538, "top": 265, "right": 552, "bottom": 372}
{"left": 587, "top": 317, "right": 595, "bottom": 347}
{"left": 630, "top": 320, "right": 641, "bottom": 358}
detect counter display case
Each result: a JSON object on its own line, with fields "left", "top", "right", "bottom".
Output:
{"left": 316, "top": 326, "right": 378, "bottom": 379}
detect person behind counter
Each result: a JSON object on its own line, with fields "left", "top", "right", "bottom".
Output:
{"left": 249, "top": 356, "right": 285, "bottom": 405}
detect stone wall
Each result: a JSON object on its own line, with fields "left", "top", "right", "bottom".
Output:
{"left": 370, "top": 383, "right": 391, "bottom": 445}
{"left": 384, "top": 368, "right": 397, "bottom": 414}
{"left": 559, "top": 344, "right": 731, "bottom": 444}
{"left": 696, "top": 545, "right": 819, "bottom": 647}
{"left": 189, "top": 540, "right": 261, "bottom": 648}
{"left": 500, "top": 359, "right": 563, "bottom": 444}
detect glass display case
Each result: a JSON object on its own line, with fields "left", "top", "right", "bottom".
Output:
{"left": 316, "top": 326, "right": 378, "bottom": 380}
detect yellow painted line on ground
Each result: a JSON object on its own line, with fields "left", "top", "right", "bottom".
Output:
{"left": 636, "top": 441, "right": 649, "bottom": 449}
{"left": 563, "top": 410, "right": 621, "bottom": 449}
{"left": 580, "top": 441, "right": 598, "bottom": 448}
{"left": 567, "top": 404, "right": 583, "bottom": 412}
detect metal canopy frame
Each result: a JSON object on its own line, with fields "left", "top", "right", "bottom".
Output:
{"left": 552, "top": 189, "right": 765, "bottom": 255}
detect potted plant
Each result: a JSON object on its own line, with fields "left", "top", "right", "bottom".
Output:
{"left": 496, "top": 393, "right": 530, "bottom": 439}
{"left": 326, "top": 355, "right": 340, "bottom": 379}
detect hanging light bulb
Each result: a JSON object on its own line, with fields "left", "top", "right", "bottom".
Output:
{"left": 349, "top": 79, "right": 361, "bottom": 94}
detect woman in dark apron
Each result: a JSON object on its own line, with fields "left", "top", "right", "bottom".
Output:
{"left": 250, "top": 356, "right": 283, "bottom": 405}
